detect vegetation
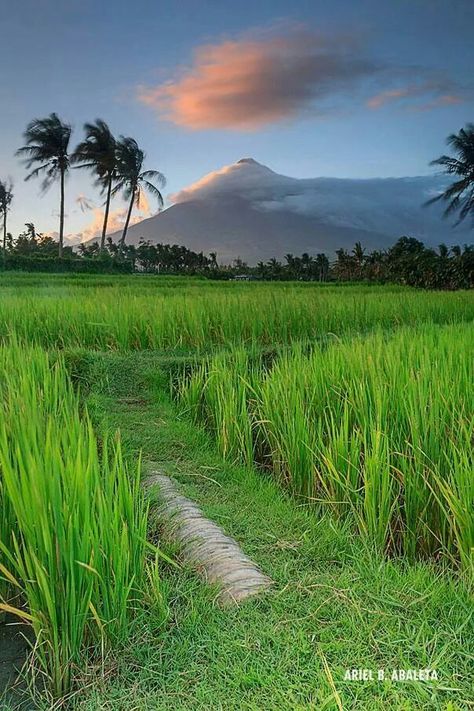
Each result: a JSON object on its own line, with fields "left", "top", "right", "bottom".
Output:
{"left": 0, "top": 232, "right": 472, "bottom": 288}
{"left": 177, "top": 324, "right": 474, "bottom": 571}
{"left": 113, "top": 136, "right": 166, "bottom": 247}
{"left": 72, "top": 120, "right": 118, "bottom": 250}
{"left": 256, "top": 237, "right": 474, "bottom": 288}
{"left": 16, "top": 114, "right": 72, "bottom": 256}
{"left": 0, "top": 273, "right": 472, "bottom": 708}
{"left": 0, "top": 179, "right": 13, "bottom": 254}
{"left": 0, "top": 276, "right": 473, "bottom": 350}
{"left": 427, "top": 122, "right": 474, "bottom": 226}
{"left": 11, "top": 115, "right": 166, "bottom": 257}
{"left": 0, "top": 118, "right": 472, "bottom": 708}
{"left": 66, "top": 349, "right": 474, "bottom": 710}
{"left": 0, "top": 341, "right": 163, "bottom": 699}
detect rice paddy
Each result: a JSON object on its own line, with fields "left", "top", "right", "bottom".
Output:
{"left": 0, "top": 339, "right": 162, "bottom": 700}
{"left": 176, "top": 324, "right": 474, "bottom": 571}
{"left": 0, "top": 275, "right": 473, "bottom": 349}
{"left": 0, "top": 272, "right": 473, "bottom": 708}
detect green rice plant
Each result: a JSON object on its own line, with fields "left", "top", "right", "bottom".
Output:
{"left": 178, "top": 349, "right": 255, "bottom": 466}
{"left": 0, "top": 342, "right": 155, "bottom": 697}
{"left": 176, "top": 323, "right": 474, "bottom": 571}
{"left": 0, "top": 276, "right": 473, "bottom": 350}
{"left": 0, "top": 477, "right": 15, "bottom": 618}
{"left": 426, "top": 419, "right": 474, "bottom": 570}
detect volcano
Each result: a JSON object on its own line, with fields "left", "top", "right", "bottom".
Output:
{"left": 90, "top": 158, "right": 471, "bottom": 263}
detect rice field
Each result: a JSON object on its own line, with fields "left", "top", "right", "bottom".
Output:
{"left": 0, "top": 275, "right": 473, "bottom": 349}
{"left": 176, "top": 324, "right": 474, "bottom": 571}
{"left": 0, "top": 273, "right": 473, "bottom": 705}
{"left": 0, "top": 340, "right": 162, "bottom": 699}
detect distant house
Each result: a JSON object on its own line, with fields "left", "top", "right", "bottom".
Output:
{"left": 232, "top": 274, "right": 258, "bottom": 281}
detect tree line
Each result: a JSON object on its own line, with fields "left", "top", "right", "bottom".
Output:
{"left": 254, "top": 238, "right": 473, "bottom": 289}
{"left": 1, "top": 227, "right": 472, "bottom": 288}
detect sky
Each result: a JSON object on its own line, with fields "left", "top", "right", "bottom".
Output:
{"left": 0, "top": 0, "right": 473, "bottom": 241}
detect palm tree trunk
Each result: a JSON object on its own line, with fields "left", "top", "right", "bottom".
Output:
{"left": 2, "top": 211, "right": 6, "bottom": 266}
{"left": 101, "top": 175, "right": 113, "bottom": 251}
{"left": 59, "top": 168, "right": 65, "bottom": 257}
{"left": 120, "top": 190, "right": 135, "bottom": 248}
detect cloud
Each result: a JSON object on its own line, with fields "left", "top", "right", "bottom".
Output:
{"left": 367, "top": 83, "right": 463, "bottom": 110}
{"left": 411, "top": 94, "right": 463, "bottom": 112}
{"left": 65, "top": 203, "right": 152, "bottom": 245}
{"left": 169, "top": 159, "right": 287, "bottom": 203}
{"left": 138, "top": 26, "right": 380, "bottom": 131}
{"left": 168, "top": 157, "right": 461, "bottom": 244}
{"left": 138, "top": 24, "right": 467, "bottom": 131}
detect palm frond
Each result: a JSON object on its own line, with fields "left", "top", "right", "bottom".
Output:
{"left": 140, "top": 180, "right": 164, "bottom": 207}
{"left": 17, "top": 113, "right": 72, "bottom": 190}
{"left": 24, "top": 163, "right": 53, "bottom": 182}
{"left": 427, "top": 124, "right": 474, "bottom": 226}
{"left": 141, "top": 169, "right": 166, "bottom": 188}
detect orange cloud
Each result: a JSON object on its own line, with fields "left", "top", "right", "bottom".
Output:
{"left": 367, "top": 88, "right": 412, "bottom": 109}
{"left": 412, "top": 94, "right": 463, "bottom": 112}
{"left": 367, "top": 85, "right": 463, "bottom": 111}
{"left": 66, "top": 204, "right": 152, "bottom": 244}
{"left": 138, "top": 27, "right": 378, "bottom": 131}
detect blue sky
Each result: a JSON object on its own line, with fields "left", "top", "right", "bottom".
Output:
{"left": 0, "top": 0, "right": 473, "bottom": 240}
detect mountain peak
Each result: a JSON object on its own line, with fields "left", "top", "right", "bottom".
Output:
{"left": 236, "top": 157, "right": 260, "bottom": 165}
{"left": 234, "top": 157, "right": 277, "bottom": 175}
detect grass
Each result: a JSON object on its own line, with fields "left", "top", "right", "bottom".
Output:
{"left": 175, "top": 324, "right": 474, "bottom": 571}
{"left": 0, "top": 342, "right": 162, "bottom": 700}
{"left": 63, "top": 350, "right": 474, "bottom": 710}
{"left": 0, "top": 274, "right": 473, "bottom": 350}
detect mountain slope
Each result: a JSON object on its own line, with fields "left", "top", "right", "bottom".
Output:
{"left": 95, "top": 158, "right": 472, "bottom": 263}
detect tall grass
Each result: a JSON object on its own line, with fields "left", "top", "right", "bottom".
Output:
{"left": 0, "top": 278, "right": 473, "bottom": 349}
{"left": 0, "top": 342, "right": 156, "bottom": 697}
{"left": 177, "top": 324, "right": 474, "bottom": 572}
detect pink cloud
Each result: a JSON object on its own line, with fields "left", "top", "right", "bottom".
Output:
{"left": 367, "top": 84, "right": 463, "bottom": 111}
{"left": 137, "top": 27, "right": 378, "bottom": 131}
{"left": 66, "top": 203, "right": 152, "bottom": 245}
{"left": 412, "top": 94, "right": 463, "bottom": 112}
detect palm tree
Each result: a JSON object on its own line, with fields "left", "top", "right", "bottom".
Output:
{"left": 16, "top": 113, "right": 72, "bottom": 256}
{"left": 315, "top": 253, "right": 329, "bottom": 282}
{"left": 0, "top": 178, "right": 13, "bottom": 253}
{"left": 267, "top": 257, "right": 282, "bottom": 279}
{"left": 301, "top": 252, "right": 313, "bottom": 277}
{"left": 352, "top": 241, "right": 366, "bottom": 279}
{"left": 114, "top": 137, "right": 166, "bottom": 248}
{"left": 24, "top": 222, "right": 37, "bottom": 239}
{"left": 353, "top": 241, "right": 366, "bottom": 263}
{"left": 427, "top": 123, "right": 474, "bottom": 226}
{"left": 73, "top": 119, "right": 117, "bottom": 251}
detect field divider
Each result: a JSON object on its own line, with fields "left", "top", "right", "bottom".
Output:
{"left": 144, "top": 471, "right": 273, "bottom": 604}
